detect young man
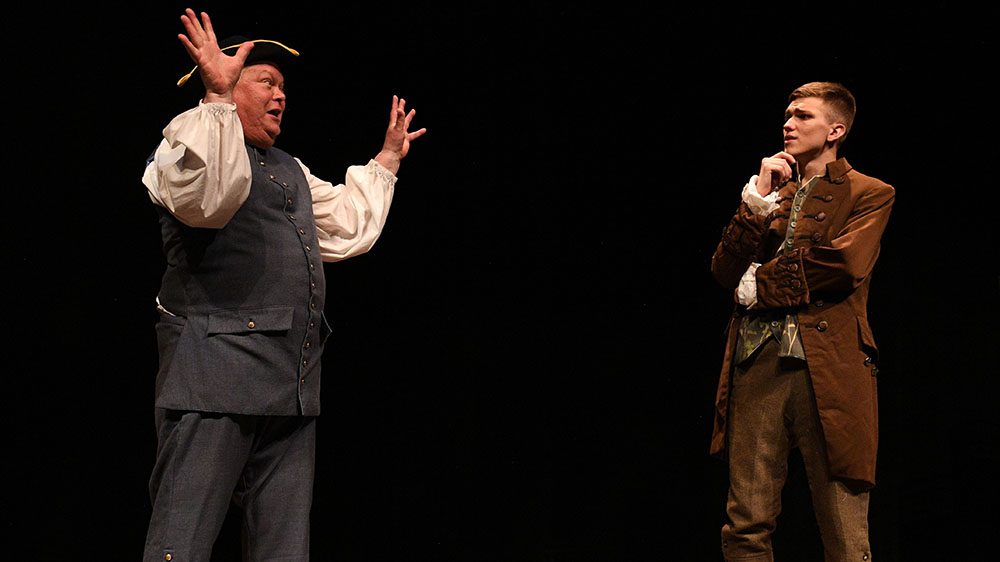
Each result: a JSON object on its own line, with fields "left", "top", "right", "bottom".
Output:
{"left": 709, "top": 82, "right": 894, "bottom": 561}
{"left": 141, "top": 9, "right": 425, "bottom": 561}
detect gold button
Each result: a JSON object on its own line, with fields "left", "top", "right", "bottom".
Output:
{"left": 247, "top": 320, "right": 256, "bottom": 329}
{"left": 165, "top": 555, "right": 172, "bottom": 561}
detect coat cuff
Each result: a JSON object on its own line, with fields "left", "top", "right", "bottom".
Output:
{"left": 755, "top": 248, "right": 810, "bottom": 308}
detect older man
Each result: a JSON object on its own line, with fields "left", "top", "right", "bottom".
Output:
{"left": 141, "top": 9, "right": 425, "bottom": 561}
{"left": 709, "top": 82, "right": 894, "bottom": 561}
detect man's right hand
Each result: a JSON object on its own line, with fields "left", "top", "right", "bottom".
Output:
{"left": 177, "top": 8, "right": 253, "bottom": 103}
{"left": 756, "top": 152, "right": 796, "bottom": 196}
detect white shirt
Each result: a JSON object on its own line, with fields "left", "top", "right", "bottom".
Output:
{"left": 142, "top": 102, "right": 397, "bottom": 262}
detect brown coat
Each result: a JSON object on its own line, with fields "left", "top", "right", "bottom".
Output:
{"left": 709, "top": 158, "right": 894, "bottom": 488}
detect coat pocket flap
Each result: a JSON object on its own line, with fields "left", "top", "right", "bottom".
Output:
{"left": 207, "top": 307, "right": 295, "bottom": 335}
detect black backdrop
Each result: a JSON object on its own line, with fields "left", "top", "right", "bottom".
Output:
{"left": 6, "top": 2, "right": 997, "bottom": 561}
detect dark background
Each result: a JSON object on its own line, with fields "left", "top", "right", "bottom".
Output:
{"left": 6, "top": 2, "right": 997, "bottom": 560}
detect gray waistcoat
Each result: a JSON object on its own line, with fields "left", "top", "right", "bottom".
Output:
{"left": 153, "top": 144, "right": 329, "bottom": 416}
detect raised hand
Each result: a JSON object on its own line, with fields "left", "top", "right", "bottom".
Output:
{"left": 177, "top": 8, "right": 253, "bottom": 101}
{"left": 756, "top": 151, "right": 796, "bottom": 196}
{"left": 375, "top": 95, "right": 427, "bottom": 174}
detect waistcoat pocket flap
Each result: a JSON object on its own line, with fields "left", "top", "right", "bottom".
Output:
{"left": 207, "top": 306, "right": 295, "bottom": 335}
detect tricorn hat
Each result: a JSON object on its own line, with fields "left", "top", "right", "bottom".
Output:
{"left": 177, "top": 36, "right": 300, "bottom": 87}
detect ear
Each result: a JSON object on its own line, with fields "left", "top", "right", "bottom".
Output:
{"left": 828, "top": 123, "right": 846, "bottom": 143}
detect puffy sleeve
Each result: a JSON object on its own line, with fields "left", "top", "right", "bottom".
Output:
{"left": 141, "top": 102, "right": 252, "bottom": 228}
{"left": 297, "top": 158, "right": 397, "bottom": 262}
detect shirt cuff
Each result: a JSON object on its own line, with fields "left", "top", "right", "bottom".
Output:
{"left": 736, "top": 262, "right": 761, "bottom": 307}
{"left": 742, "top": 175, "right": 780, "bottom": 216}
{"left": 369, "top": 159, "right": 398, "bottom": 186}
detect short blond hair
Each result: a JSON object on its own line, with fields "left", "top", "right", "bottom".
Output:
{"left": 790, "top": 82, "right": 856, "bottom": 145}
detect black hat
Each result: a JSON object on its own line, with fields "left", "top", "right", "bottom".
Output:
{"left": 177, "top": 36, "right": 300, "bottom": 87}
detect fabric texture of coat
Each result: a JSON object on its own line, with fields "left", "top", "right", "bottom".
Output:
{"left": 709, "top": 157, "right": 894, "bottom": 488}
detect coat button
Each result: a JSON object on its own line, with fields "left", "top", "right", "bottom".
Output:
{"left": 816, "top": 320, "right": 828, "bottom": 332}
{"left": 791, "top": 279, "right": 801, "bottom": 288}
{"left": 299, "top": 228, "right": 306, "bottom": 235}
{"left": 864, "top": 356, "right": 872, "bottom": 366}
{"left": 823, "top": 194, "right": 833, "bottom": 202}
{"left": 814, "top": 300, "right": 824, "bottom": 307}
{"left": 815, "top": 212, "right": 827, "bottom": 221}
{"left": 165, "top": 555, "right": 173, "bottom": 561}
{"left": 811, "top": 232, "right": 822, "bottom": 242}
{"left": 287, "top": 198, "right": 293, "bottom": 206}
{"left": 247, "top": 320, "right": 256, "bottom": 329}
{"left": 789, "top": 263, "right": 799, "bottom": 272}
{"left": 872, "top": 367, "right": 879, "bottom": 376}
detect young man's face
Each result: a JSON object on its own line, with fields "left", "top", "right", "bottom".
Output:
{"left": 782, "top": 96, "right": 839, "bottom": 158}
{"left": 233, "top": 63, "right": 286, "bottom": 149}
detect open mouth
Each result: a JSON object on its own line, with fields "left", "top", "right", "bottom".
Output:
{"left": 267, "top": 109, "right": 282, "bottom": 118}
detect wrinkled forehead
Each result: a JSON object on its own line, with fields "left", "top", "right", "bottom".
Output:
{"left": 786, "top": 96, "right": 826, "bottom": 114}
{"left": 240, "top": 62, "right": 286, "bottom": 82}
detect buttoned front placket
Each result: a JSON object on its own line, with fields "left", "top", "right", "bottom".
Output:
{"left": 772, "top": 176, "right": 821, "bottom": 360}
{"left": 255, "top": 148, "right": 324, "bottom": 413}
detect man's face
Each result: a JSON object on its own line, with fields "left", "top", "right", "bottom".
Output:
{"left": 782, "top": 97, "right": 839, "bottom": 158}
{"left": 233, "top": 63, "right": 286, "bottom": 149}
